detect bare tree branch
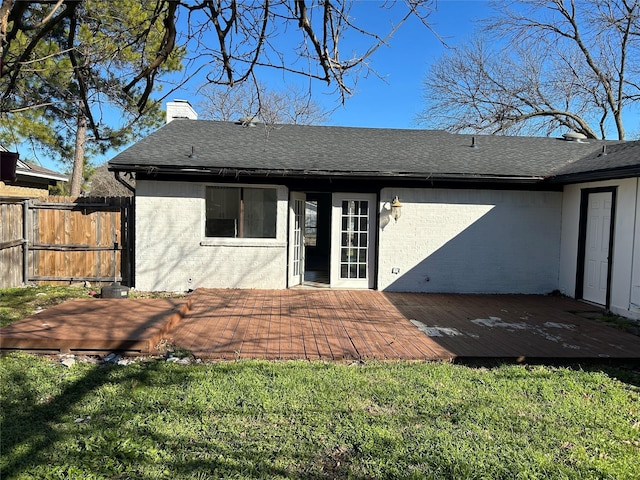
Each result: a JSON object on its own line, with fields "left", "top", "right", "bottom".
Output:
{"left": 197, "top": 80, "right": 329, "bottom": 125}
{"left": 122, "top": 0, "right": 178, "bottom": 109}
{"left": 420, "top": 0, "right": 640, "bottom": 139}
{"left": 2, "top": 0, "right": 437, "bottom": 193}
{"left": 4, "top": 0, "right": 437, "bottom": 119}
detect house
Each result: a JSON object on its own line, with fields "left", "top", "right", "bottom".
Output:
{"left": 552, "top": 142, "right": 640, "bottom": 320}
{"left": 108, "top": 103, "right": 640, "bottom": 320}
{"left": 0, "top": 146, "right": 68, "bottom": 197}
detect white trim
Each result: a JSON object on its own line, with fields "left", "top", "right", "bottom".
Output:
{"left": 199, "top": 239, "right": 286, "bottom": 247}
{"left": 16, "top": 170, "right": 68, "bottom": 182}
{"left": 201, "top": 181, "right": 281, "bottom": 192}
{"left": 288, "top": 192, "right": 306, "bottom": 287}
{"left": 330, "top": 192, "right": 377, "bottom": 289}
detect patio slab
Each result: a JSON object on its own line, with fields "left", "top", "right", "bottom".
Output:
{"left": 1, "top": 289, "right": 638, "bottom": 362}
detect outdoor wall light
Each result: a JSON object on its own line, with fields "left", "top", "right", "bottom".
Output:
{"left": 391, "top": 195, "right": 402, "bottom": 222}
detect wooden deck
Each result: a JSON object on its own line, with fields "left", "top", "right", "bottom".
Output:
{"left": 0, "top": 298, "right": 190, "bottom": 355}
{"left": 1, "top": 289, "right": 639, "bottom": 362}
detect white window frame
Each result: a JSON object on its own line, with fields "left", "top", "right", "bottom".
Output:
{"left": 200, "top": 183, "right": 286, "bottom": 247}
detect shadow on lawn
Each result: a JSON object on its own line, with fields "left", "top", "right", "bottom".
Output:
{"left": 599, "top": 364, "right": 640, "bottom": 388}
{"left": 454, "top": 357, "right": 640, "bottom": 388}
{"left": 0, "top": 292, "right": 238, "bottom": 479}
{"left": 2, "top": 355, "right": 374, "bottom": 480}
{"left": 2, "top": 361, "right": 278, "bottom": 478}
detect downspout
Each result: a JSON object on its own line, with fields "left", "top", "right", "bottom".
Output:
{"left": 114, "top": 171, "right": 135, "bottom": 193}
{"left": 113, "top": 171, "right": 135, "bottom": 288}
{"left": 629, "top": 177, "right": 639, "bottom": 311}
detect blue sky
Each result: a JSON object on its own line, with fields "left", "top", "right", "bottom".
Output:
{"left": 184, "top": 0, "right": 491, "bottom": 131}
{"left": 322, "top": 0, "right": 490, "bottom": 129}
{"left": 32, "top": 1, "right": 491, "bottom": 171}
{"left": 174, "top": 0, "right": 492, "bottom": 131}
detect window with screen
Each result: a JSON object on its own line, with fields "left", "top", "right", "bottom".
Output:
{"left": 205, "top": 186, "right": 277, "bottom": 238}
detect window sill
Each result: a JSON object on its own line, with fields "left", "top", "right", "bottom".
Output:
{"left": 200, "top": 238, "right": 286, "bottom": 248}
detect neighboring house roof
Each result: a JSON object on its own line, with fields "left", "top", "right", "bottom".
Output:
{"left": 108, "top": 120, "right": 629, "bottom": 184}
{"left": 15, "top": 159, "right": 69, "bottom": 184}
{"left": 1, "top": 144, "right": 68, "bottom": 185}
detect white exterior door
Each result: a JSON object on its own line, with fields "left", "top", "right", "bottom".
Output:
{"left": 288, "top": 192, "right": 306, "bottom": 287}
{"left": 330, "top": 193, "right": 377, "bottom": 289}
{"left": 582, "top": 191, "right": 613, "bottom": 305}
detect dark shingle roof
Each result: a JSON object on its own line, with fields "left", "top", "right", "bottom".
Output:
{"left": 109, "top": 120, "right": 631, "bottom": 181}
{"left": 549, "top": 140, "right": 640, "bottom": 181}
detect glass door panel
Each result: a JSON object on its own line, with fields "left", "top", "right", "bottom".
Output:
{"left": 330, "top": 193, "right": 376, "bottom": 289}
{"left": 339, "top": 200, "right": 369, "bottom": 279}
{"left": 288, "top": 192, "right": 306, "bottom": 286}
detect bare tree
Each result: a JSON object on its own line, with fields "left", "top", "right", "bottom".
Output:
{"left": 1, "top": 1, "right": 180, "bottom": 195}
{"left": 2, "top": 1, "right": 437, "bottom": 117}
{"left": 2, "top": 1, "right": 436, "bottom": 192}
{"left": 418, "top": 0, "right": 640, "bottom": 140}
{"left": 87, "top": 163, "right": 135, "bottom": 197}
{"left": 197, "top": 81, "right": 329, "bottom": 125}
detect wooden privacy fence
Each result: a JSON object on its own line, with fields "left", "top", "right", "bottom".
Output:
{"left": 0, "top": 196, "right": 134, "bottom": 288}
{"left": 0, "top": 198, "right": 25, "bottom": 288}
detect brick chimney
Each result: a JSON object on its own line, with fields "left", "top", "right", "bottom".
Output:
{"left": 166, "top": 100, "right": 198, "bottom": 124}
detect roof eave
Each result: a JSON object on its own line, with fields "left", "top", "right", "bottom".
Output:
{"left": 549, "top": 165, "right": 640, "bottom": 185}
{"left": 16, "top": 170, "right": 69, "bottom": 182}
{"left": 108, "top": 163, "right": 545, "bottom": 184}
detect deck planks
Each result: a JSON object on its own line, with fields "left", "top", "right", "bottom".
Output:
{"left": 1, "top": 289, "right": 638, "bottom": 362}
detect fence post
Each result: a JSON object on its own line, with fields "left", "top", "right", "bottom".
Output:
{"left": 22, "top": 199, "right": 29, "bottom": 285}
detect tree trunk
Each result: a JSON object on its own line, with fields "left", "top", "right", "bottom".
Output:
{"left": 0, "top": 0, "right": 13, "bottom": 72}
{"left": 615, "top": 112, "right": 625, "bottom": 141}
{"left": 69, "top": 113, "right": 86, "bottom": 197}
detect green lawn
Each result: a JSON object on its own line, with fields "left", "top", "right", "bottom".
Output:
{"left": 0, "top": 285, "right": 93, "bottom": 327}
{"left": 1, "top": 354, "right": 639, "bottom": 479}
{"left": 0, "top": 285, "right": 184, "bottom": 328}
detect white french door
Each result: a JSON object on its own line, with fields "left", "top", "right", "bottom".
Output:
{"left": 288, "top": 192, "right": 306, "bottom": 287}
{"left": 582, "top": 191, "right": 613, "bottom": 305}
{"left": 330, "top": 193, "right": 377, "bottom": 289}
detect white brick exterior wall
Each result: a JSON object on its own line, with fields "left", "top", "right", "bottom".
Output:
{"left": 377, "top": 188, "right": 563, "bottom": 294}
{"left": 165, "top": 100, "right": 198, "bottom": 123}
{"left": 136, "top": 181, "right": 565, "bottom": 295}
{"left": 135, "top": 180, "right": 288, "bottom": 292}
